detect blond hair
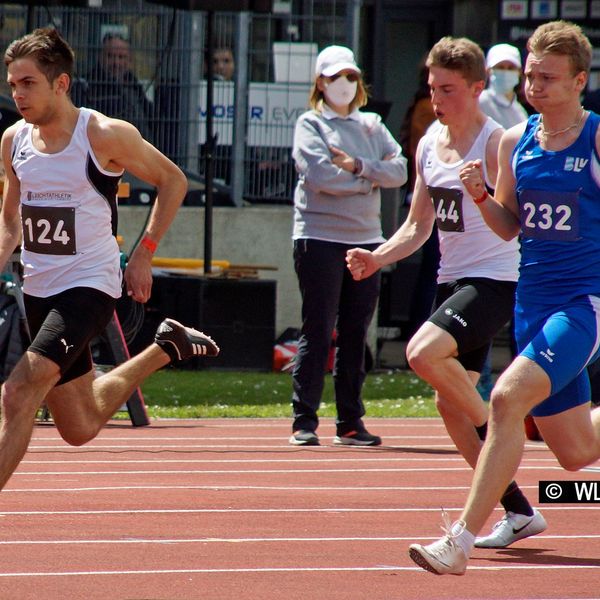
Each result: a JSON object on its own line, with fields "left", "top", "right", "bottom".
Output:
{"left": 426, "top": 36, "right": 486, "bottom": 84}
{"left": 527, "top": 20, "right": 592, "bottom": 75}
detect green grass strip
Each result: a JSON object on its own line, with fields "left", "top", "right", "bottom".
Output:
{"left": 139, "top": 369, "right": 436, "bottom": 419}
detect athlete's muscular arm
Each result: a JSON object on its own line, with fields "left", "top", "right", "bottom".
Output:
{"left": 88, "top": 114, "right": 187, "bottom": 303}
{"left": 347, "top": 138, "right": 435, "bottom": 281}
{"left": 0, "top": 124, "right": 23, "bottom": 272}
{"left": 459, "top": 123, "right": 524, "bottom": 241}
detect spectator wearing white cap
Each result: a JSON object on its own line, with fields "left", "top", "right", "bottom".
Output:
{"left": 480, "top": 43, "right": 528, "bottom": 129}
{"left": 289, "top": 45, "right": 407, "bottom": 447}
{"left": 477, "top": 43, "right": 529, "bottom": 404}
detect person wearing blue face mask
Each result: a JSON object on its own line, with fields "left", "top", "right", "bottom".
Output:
{"left": 480, "top": 43, "right": 528, "bottom": 129}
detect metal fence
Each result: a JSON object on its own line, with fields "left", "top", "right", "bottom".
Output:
{"left": 0, "top": 0, "right": 356, "bottom": 205}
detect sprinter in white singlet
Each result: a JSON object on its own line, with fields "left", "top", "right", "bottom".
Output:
{"left": 0, "top": 28, "right": 219, "bottom": 496}
{"left": 346, "top": 36, "right": 545, "bottom": 551}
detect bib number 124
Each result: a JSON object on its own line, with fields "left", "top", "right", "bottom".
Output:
{"left": 21, "top": 204, "right": 76, "bottom": 255}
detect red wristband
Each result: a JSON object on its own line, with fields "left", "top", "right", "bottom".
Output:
{"left": 140, "top": 235, "right": 157, "bottom": 254}
{"left": 473, "top": 190, "right": 488, "bottom": 204}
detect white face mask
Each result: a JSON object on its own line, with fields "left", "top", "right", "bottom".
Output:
{"left": 324, "top": 76, "right": 358, "bottom": 108}
{"left": 489, "top": 69, "right": 520, "bottom": 95}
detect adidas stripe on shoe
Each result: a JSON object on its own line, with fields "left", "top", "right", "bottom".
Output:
{"left": 155, "top": 318, "right": 220, "bottom": 363}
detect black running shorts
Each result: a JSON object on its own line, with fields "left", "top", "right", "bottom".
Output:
{"left": 24, "top": 287, "right": 117, "bottom": 385}
{"left": 428, "top": 277, "right": 516, "bottom": 373}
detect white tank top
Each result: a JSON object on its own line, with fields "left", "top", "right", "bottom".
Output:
{"left": 419, "top": 117, "right": 519, "bottom": 283}
{"left": 12, "top": 108, "right": 123, "bottom": 298}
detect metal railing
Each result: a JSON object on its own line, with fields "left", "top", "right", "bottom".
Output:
{"left": 0, "top": 0, "right": 355, "bottom": 205}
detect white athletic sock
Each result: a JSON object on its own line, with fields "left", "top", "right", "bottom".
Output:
{"left": 451, "top": 522, "right": 475, "bottom": 558}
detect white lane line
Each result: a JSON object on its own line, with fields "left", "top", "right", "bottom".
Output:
{"left": 10, "top": 466, "right": 565, "bottom": 476}
{"left": 28, "top": 438, "right": 456, "bottom": 453}
{"left": 31, "top": 435, "right": 452, "bottom": 441}
{"left": 23, "top": 443, "right": 554, "bottom": 451}
{"left": 0, "top": 565, "right": 599, "bottom": 578}
{"left": 1, "top": 533, "right": 599, "bottom": 546}
{"left": 1, "top": 484, "right": 539, "bottom": 494}
{"left": 31, "top": 420, "right": 446, "bottom": 431}
{"left": 0, "top": 506, "right": 598, "bottom": 516}
{"left": 19, "top": 456, "right": 561, "bottom": 465}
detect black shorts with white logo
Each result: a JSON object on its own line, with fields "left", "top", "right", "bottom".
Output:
{"left": 428, "top": 277, "right": 516, "bottom": 373}
{"left": 24, "top": 287, "right": 117, "bottom": 385}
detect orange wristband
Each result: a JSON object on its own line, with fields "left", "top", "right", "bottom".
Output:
{"left": 140, "top": 235, "right": 157, "bottom": 254}
{"left": 473, "top": 190, "right": 488, "bottom": 204}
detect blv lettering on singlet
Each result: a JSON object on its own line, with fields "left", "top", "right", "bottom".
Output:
{"left": 519, "top": 188, "right": 580, "bottom": 242}
{"left": 428, "top": 186, "right": 465, "bottom": 232}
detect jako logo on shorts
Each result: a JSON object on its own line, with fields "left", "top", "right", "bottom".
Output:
{"left": 445, "top": 307, "right": 467, "bottom": 327}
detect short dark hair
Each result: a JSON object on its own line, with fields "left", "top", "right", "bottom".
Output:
{"left": 4, "top": 27, "right": 74, "bottom": 89}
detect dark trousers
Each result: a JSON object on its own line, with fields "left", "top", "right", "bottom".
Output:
{"left": 291, "top": 239, "right": 381, "bottom": 434}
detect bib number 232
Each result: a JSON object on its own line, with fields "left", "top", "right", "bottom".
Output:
{"left": 519, "top": 189, "right": 579, "bottom": 242}
{"left": 22, "top": 204, "right": 76, "bottom": 255}
{"left": 428, "top": 186, "right": 465, "bottom": 232}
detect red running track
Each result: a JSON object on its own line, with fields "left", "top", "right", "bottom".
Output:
{"left": 0, "top": 417, "right": 598, "bottom": 600}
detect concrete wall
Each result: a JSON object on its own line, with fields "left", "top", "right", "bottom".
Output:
{"left": 119, "top": 205, "right": 300, "bottom": 337}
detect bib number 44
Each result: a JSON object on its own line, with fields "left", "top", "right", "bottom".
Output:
{"left": 428, "top": 186, "right": 465, "bottom": 232}
{"left": 436, "top": 199, "right": 460, "bottom": 224}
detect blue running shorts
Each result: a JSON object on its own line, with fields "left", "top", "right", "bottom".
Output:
{"left": 516, "top": 294, "right": 600, "bottom": 417}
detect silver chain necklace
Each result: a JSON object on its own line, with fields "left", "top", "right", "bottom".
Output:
{"left": 536, "top": 108, "right": 586, "bottom": 142}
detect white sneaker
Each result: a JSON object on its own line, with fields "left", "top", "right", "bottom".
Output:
{"left": 409, "top": 511, "right": 468, "bottom": 576}
{"left": 409, "top": 536, "right": 467, "bottom": 576}
{"left": 474, "top": 509, "right": 547, "bottom": 549}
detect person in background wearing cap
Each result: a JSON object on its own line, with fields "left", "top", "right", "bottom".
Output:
{"left": 480, "top": 43, "right": 529, "bottom": 129}
{"left": 475, "top": 44, "right": 529, "bottom": 403}
{"left": 479, "top": 42, "right": 538, "bottom": 437}
{"left": 347, "top": 37, "right": 545, "bottom": 547}
{"left": 288, "top": 45, "right": 407, "bottom": 447}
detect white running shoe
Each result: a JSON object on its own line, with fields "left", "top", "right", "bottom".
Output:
{"left": 409, "top": 537, "right": 467, "bottom": 576}
{"left": 474, "top": 509, "right": 547, "bottom": 549}
{"left": 408, "top": 511, "right": 468, "bottom": 576}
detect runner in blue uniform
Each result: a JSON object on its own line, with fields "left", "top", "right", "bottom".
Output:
{"left": 408, "top": 20, "right": 600, "bottom": 576}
